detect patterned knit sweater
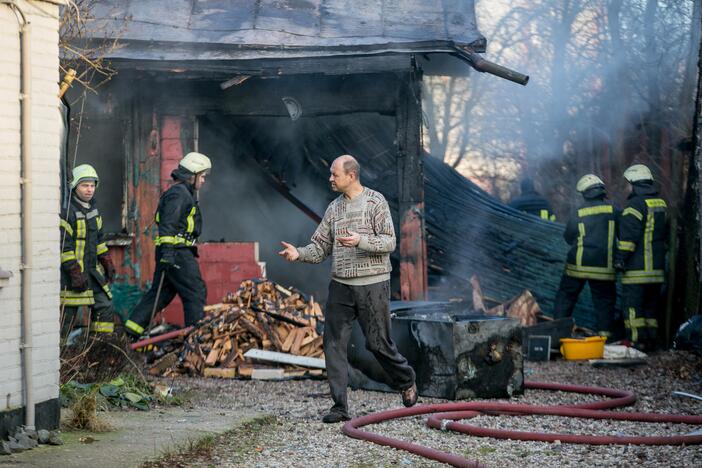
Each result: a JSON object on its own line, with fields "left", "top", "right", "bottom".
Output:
{"left": 296, "top": 187, "right": 395, "bottom": 285}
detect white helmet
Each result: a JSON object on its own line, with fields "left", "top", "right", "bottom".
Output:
{"left": 623, "top": 164, "right": 653, "bottom": 183}
{"left": 179, "top": 152, "right": 211, "bottom": 174}
{"left": 576, "top": 174, "right": 604, "bottom": 193}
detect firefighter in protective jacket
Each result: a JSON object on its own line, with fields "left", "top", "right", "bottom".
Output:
{"left": 60, "top": 164, "right": 117, "bottom": 335}
{"left": 125, "top": 152, "right": 211, "bottom": 338}
{"left": 615, "top": 164, "right": 668, "bottom": 350}
{"left": 553, "top": 174, "right": 617, "bottom": 337}
{"left": 509, "top": 177, "right": 556, "bottom": 221}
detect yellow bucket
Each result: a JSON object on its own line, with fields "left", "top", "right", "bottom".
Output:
{"left": 559, "top": 336, "right": 606, "bottom": 360}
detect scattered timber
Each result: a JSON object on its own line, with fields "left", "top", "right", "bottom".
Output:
{"left": 153, "top": 279, "right": 325, "bottom": 379}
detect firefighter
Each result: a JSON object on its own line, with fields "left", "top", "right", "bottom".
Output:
{"left": 125, "top": 152, "right": 211, "bottom": 339}
{"left": 553, "top": 174, "right": 617, "bottom": 337}
{"left": 615, "top": 164, "right": 668, "bottom": 351}
{"left": 60, "top": 164, "right": 117, "bottom": 336}
{"left": 509, "top": 177, "right": 556, "bottom": 221}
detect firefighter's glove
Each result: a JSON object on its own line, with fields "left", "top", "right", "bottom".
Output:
{"left": 68, "top": 264, "right": 89, "bottom": 291}
{"left": 159, "top": 249, "right": 180, "bottom": 270}
{"left": 99, "top": 253, "right": 116, "bottom": 282}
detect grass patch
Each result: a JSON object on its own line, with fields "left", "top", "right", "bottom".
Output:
{"left": 141, "top": 414, "right": 277, "bottom": 467}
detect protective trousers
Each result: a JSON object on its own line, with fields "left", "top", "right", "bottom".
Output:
{"left": 324, "top": 280, "right": 416, "bottom": 418}
{"left": 128, "top": 247, "right": 206, "bottom": 334}
{"left": 61, "top": 276, "right": 115, "bottom": 337}
{"left": 553, "top": 274, "right": 616, "bottom": 337}
{"left": 622, "top": 283, "right": 661, "bottom": 346}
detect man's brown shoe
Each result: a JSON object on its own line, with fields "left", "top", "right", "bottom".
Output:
{"left": 401, "top": 383, "right": 418, "bottom": 407}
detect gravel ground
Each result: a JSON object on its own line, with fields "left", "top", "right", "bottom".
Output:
{"left": 155, "top": 350, "right": 702, "bottom": 467}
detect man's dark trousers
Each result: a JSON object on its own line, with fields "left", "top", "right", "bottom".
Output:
{"left": 324, "top": 280, "right": 415, "bottom": 417}
{"left": 129, "top": 247, "right": 207, "bottom": 329}
{"left": 553, "top": 274, "right": 616, "bottom": 335}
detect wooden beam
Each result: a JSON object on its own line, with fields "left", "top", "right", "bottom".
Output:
{"left": 396, "top": 68, "right": 428, "bottom": 301}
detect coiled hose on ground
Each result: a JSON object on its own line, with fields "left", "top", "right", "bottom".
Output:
{"left": 342, "top": 381, "right": 702, "bottom": 468}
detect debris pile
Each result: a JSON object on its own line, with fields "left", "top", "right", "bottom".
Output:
{"left": 153, "top": 280, "right": 325, "bottom": 379}
{"left": 471, "top": 274, "right": 540, "bottom": 326}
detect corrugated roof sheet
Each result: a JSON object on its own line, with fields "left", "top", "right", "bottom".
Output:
{"left": 81, "top": 0, "right": 485, "bottom": 60}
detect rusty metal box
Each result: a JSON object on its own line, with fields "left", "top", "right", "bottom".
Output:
{"left": 348, "top": 301, "right": 524, "bottom": 400}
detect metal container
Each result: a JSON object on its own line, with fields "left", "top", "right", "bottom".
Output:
{"left": 347, "top": 301, "right": 524, "bottom": 400}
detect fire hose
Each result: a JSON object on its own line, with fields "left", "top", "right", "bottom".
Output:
{"left": 342, "top": 381, "right": 702, "bottom": 468}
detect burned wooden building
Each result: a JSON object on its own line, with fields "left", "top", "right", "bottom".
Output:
{"left": 65, "top": 0, "right": 594, "bottom": 327}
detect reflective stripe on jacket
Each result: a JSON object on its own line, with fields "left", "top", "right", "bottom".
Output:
{"left": 563, "top": 199, "right": 617, "bottom": 281}
{"left": 615, "top": 184, "right": 668, "bottom": 284}
{"left": 60, "top": 196, "right": 112, "bottom": 306}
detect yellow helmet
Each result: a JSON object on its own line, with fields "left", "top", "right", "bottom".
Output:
{"left": 576, "top": 174, "right": 604, "bottom": 193}
{"left": 71, "top": 164, "right": 99, "bottom": 189}
{"left": 623, "top": 164, "right": 653, "bottom": 183}
{"left": 179, "top": 152, "right": 212, "bottom": 174}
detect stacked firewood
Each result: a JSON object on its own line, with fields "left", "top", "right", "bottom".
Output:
{"left": 155, "top": 280, "right": 324, "bottom": 378}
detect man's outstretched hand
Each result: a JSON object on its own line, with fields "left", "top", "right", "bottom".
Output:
{"left": 278, "top": 241, "right": 300, "bottom": 261}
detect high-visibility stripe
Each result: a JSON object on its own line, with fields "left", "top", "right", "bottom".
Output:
{"left": 90, "top": 322, "right": 114, "bottom": 333}
{"left": 622, "top": 207, "right": 643, "bottom": 221}
{"left": 76, "top": 218, "right": 86, "bottom": 238}
{"left": 86, "top": 209, "right": 99, "bottom": 219}
{"left": 97, "top": 242, "right": 108, "bottom": 256}
{"left": 549, "top": 214, "right": 556, "bottom": 221}
{"left": 154, "top": 235, "right": 195, "bottom": 246}
{"left": 60, "top": 219, "right": 73, "bottom": 236}
{"left": 621, "top": 269, "right": 665, "bottom": 284}
{"left": 624, "top": 307, "right": 646, "bottom": 342}
{"left": 576, "top": 223, "right": 585, "bottom": 266}
{"left": 617, "top": 240, "right": 636, "bottom": 252}
{"left": 155, "top": 212, "right": 160, "bottom": 223}
{"left": 125, "top": 320, "right": 144, "bottom": 335}
{"left": 101, "top": 282, "right": 112, "bottom": 300}
{"left": 598, "top": 330, "right": 612, "bottom": 337}
{"left": 607, "top": 220, "right": 614, "bottom": 269}
{"left": 644, "top": 210, "right": 655, "bottom": 271}
{"left": 645, "top": 198, "right": 667, "bottom": 209}
{"left": 76, "top": 218, "right": 87, "bottom": 271}
{"left": 60, "top": 289, "right": 94, "bottom": 306}
{"left": 578, "top": 205, "right": 613, "bottom": 217}
{"left": 186, "top": 206, "right": 196, "bottom": 233}
{"left": 565, "top": 264, "right": 615, "bottom": 281}
{"left": 97, "top": 216, "right": 103, "bottom": 230}
{"left": 61, "top": 251, "right": 77, "bottom": 263}
{"left": 646, "top": 318, "right": 658, "bottom": 328}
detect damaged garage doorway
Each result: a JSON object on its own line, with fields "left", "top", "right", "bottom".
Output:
{"left": 198, "top": 111, "right": 401, "bottom": 304}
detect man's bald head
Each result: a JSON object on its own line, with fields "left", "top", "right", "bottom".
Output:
{"left": 333, "top": 155, "right": 361, "bottom": 181}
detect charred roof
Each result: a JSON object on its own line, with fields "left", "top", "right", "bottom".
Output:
{"left": 77, "top": 0, "right": 485, "bottom": 62}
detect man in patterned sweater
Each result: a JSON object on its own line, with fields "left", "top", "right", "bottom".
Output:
{"left": 279, "top": 155, "right": 418, "bottom": 423}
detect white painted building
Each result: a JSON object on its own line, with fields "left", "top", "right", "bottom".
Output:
{"left": 0, "top": 0, "right": 64, "bottom": 436}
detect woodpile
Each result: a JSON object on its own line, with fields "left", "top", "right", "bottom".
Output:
{"left": 152, "top": 279, "right": 325, "bottom": 379}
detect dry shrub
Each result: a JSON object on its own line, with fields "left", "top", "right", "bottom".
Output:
{"left": 65, "top": 392, "right": 113, "bottom": 432}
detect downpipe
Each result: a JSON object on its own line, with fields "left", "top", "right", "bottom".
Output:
{"left": 19, "top": 4, "right": 34, "bottom": 429}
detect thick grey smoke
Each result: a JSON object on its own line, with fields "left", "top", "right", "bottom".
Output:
{"left": 434, "top": 0, "right": 700, "bottom": 214}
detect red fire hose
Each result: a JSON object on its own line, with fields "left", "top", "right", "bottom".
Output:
{"left": 129, "top": 326, "right": 193, "bottom": 350}
{"left": 342, "top": 381, "right": 702, "bottom": 468}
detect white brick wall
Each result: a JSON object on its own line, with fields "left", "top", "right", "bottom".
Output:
{"left": 0, "top": 1, "right": 61, "bottom": 412}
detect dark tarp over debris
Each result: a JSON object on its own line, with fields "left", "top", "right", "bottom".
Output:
{"left": 422, "top": 156, "right": 595, "bottom": 327}
{"left": 77, "top": 0, "right": 486, "bottom": 61}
